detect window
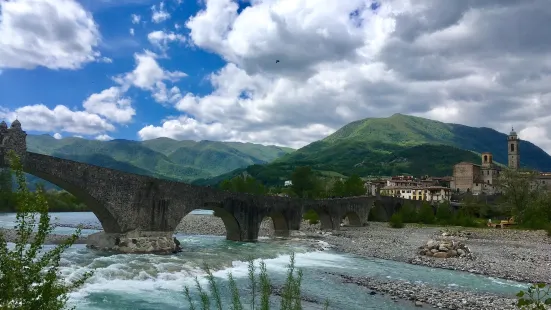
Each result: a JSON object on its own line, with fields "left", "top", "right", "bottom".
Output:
{"left": 483, "top": 155, "right": 488, "bottom": 163}
{"left": 510, "top": 143, "right": 515, "bottom": 152}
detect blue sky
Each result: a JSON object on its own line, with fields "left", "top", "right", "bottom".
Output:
{"left": 0, "top": 0, "right": 229, "bottom": 141}
{"left": 1, "top": 0, "right": 551, "bottom": 153}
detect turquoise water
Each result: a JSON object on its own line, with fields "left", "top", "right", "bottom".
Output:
{"left": 0, "top": 212, "right": 526, "bottom": 309}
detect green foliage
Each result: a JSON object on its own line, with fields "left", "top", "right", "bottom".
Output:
{"left": 26, "top": 134, "right": 293, "bottom": 187}
{"left": 0, "top": 151, "right": 92, "bottom": 310}
{"left": 343, "top": 175, "right": 367, "bottom": 196}
{"left": 399, "top": 202, "right": 418, "bottom": 223}
{"left": 389, "top": 212, "right": 404, "bottom": 228}
{"left": 435, "top": 202, "right": 454, "bottom": 225}
{"left": 185, "top": 253, "right": 329, "bottom": 310}
{"left": 0, "top": 171, "right": 87, "bottom": 213}
{"left": 219, "top": 175, "right": 268, "bottom": 195}
{"left": 516, "top": 283, "right": 551, "bottom": 309}
{"left": 331, "top": 180, "right": 345, "bottom": 197}
{"left": 291, "top": 167, "right": 318, "bottom": 198}
{"left": 495, "top": 169, "right": 551, "bottom": 230}
{"left": 417, "top": 202, "right": 436, "bottom": 224}
{"left": 302, "top": 210, "right": 319, "bottom": 225}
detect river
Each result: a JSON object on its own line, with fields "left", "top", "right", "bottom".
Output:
{"left": 0, "top": 212, "right": 526, "bottom": 309}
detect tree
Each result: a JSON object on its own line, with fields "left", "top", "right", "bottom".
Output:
{"left": 219, "top": 175, "right": 268, "bottom": 195}
{"left": 291, "top": 166, "right": 317, "bottom": 198}
{"left": 332, "top": 179, "right": 345, "bottom": 197}
{"left": 0, "top": 167, "right": 15, "bottom": 212}
{"left": 495, "top": 169, "right": 551, "bottom": 228}
{"left": 0, "top": 151, "right": 92, "bottom": 309}
{"left": 343, "top": 175, "right": 366, "bottom": 197}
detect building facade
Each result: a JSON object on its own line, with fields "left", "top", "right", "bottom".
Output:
{"left": 451, "top": 127, "right": 551, "bottom": 194}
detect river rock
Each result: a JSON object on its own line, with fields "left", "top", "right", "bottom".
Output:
{"left": 418, "top": 239, "right": 473, "bottom": 259}
{"left": 87, "top": 231, "right": 179, "bottom": 254}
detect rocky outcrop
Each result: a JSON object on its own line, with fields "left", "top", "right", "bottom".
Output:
{"left": 86, "top": 231, "right": 181, "bottom": 254}
{"left": 418, "top": 239, "right": 473, "bottom": 259}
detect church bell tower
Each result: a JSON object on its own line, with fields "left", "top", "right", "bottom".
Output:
{"left": 507, "top": 127, "right": 520, "bottom": 170}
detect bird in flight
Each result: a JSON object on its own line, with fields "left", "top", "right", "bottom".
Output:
{"left": 276, "top": 60, "right": 280, "bottom": 63}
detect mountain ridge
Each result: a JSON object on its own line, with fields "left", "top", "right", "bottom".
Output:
{"left": 194, "top": 114, "right": 551, "bottom": 186}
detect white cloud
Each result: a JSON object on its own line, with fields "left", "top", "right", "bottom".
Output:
{"left": 0, "top": 104, "right": 114, "bottom": 135}
{"left": 82, "top": 87, "right": 136, "bottom": 123}
{"left": 138, "top": 0, "right": 551, "bottom": 154}
{"left": 95, "top": 134, "right": 114, "bottom": 141}
{"left": 131, "top": 14, "right": 141, "bottom": 24}
{"left": 0, "top": 0, "right": 101, "bottom": 70}
{"left": 53, "top": 133, "right": 63, "bottom": 139}
{"left": 151, "top": 2, "right": 170, "bottom": 23}
{"left": 130, "top": 28, "right": 135, "bottom": 36}
{"left": 147, "top": 30, "right": 185, "bottom": 51}
{"left": 114, "top": 50, "right": 186, "bottom": 104}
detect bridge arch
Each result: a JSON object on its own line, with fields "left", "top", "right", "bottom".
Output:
{"left": 202, "top": 202, "right": 241, "bottom": 241}
{"left": 303, "top": 207, "right": 333, "bottom": 230}
{"left": 22, "top": 166, "right": 121, "bottom": 233}
{"left": 342, "top": 211, "right": 361, "bottom": 226}
{"left": 262, "top": 211, "right": 289, "bottom": 237}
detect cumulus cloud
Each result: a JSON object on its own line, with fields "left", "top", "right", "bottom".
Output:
{"left": 147, "top": 30, "right": 186, "bottom": 51}
{"left": 0, "top": 0, "right": 101, "bottom": 70}
{"left": 95, "top": 134, "right": 114, "bottom": 141}
{"left": 82, "top": 87, "right": 136, "bottom": 123}
{"left": 151, "top": 2, "right": 170, "bottom": 23}
{"left": 53, "top": 133, "right": 63, "bottom": 139}
{"left": 114, "top": 50, "right": 186, "bottom": 103}
{"left": 137, "top": 0, "right": 551, "bottom": 153}
{"left": 0, "top": 105, "right": 115, "bottom": 135}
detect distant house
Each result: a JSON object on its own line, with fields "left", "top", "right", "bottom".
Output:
{"left": 284, "top": 180, "right": 293, "bottom": 187}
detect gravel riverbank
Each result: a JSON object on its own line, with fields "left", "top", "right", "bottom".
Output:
{"left": 320, "top": 222, "right": 551, "bottom": 284}
{"left": 333, "top": 273, "right": 518, "bottom": 310}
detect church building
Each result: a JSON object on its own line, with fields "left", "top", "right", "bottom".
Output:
{"left": 450, "top": 128, "right": 521, "bottom": 194}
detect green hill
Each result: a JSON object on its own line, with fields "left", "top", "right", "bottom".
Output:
{"left": 194, "top": 114, "right": 551, "bottom": 186}
{"left": 23, "top": 134, "right": 294, "bottom": 188}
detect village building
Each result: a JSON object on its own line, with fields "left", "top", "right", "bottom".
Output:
{"left": 451, "top": 127, "right": 551, "bottom": 194}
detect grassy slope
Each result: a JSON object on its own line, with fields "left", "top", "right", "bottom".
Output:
{"left": 195, "top": 114, "right": 551, "bottom": 186}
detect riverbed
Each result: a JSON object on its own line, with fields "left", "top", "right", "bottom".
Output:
{"left": 0, "top": 212, "right": 537, "bottom": 309}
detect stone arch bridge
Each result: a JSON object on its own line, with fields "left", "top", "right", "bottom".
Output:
{"left": 0, "top": 122, "right": 420, "bottom": 253}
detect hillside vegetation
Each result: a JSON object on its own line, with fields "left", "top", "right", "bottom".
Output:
{"left": 195, "top": 114, "right": 551, "bottom": 186}
{"left": 24, "top": 135, "right": 293, "bottom": 188}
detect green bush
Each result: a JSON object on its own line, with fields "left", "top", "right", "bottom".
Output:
{"left": 435, "top": 203, "right": 454, "bottom": 225}
{"left": 302, "top": 209, "right": 319, "bottom": 225}
{"left": 0, "top": 151, "right": 91, "bottom": 309}
{"left": 389, "top": 212, "right": 404, "bottom": 228}
{"left": 516, "top": 283, "right": 551, "bottom": 309}
{"left": 400, "top": 203, "right": 418, "bottom": 223}
{"left": 186, "top": 253, "right": 330, "bottom": 310}
{"left": 546, "top": 225, "right": 551, "bottom": 237}
{"left": 417, "top": 203, "right": 436, "bottom": 225}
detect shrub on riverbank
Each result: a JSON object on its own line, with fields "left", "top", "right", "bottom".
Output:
{"left": 516, "top": 283, "right": 551, "bottom": 309}
{"left": 417, "top": 203, "right": 436, "bottom": 224}
{"left": 185, "top": 253, "right": 330, "bottom": 310}
{"left": 0, "top": 151, "right": 91, "bottom": 309}
{"left": 389, "top": 213, "right": 404, "bottom": 228}
{"left": 302, "top": 209, "right": 319, "bottom": 225}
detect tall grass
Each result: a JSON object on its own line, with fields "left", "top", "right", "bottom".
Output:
{"left": 184, "top": 253, "right": 330, "bottom": 310}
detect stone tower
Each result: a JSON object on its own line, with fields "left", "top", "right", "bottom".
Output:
{"left": 507, "top": 127, "right": 520, "bottom": 170}
{"left": 0, "top": 119, "right": 27, "bottom": 166}
{"left": 481, "top": 152, "right": 493, "bottom": 168}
